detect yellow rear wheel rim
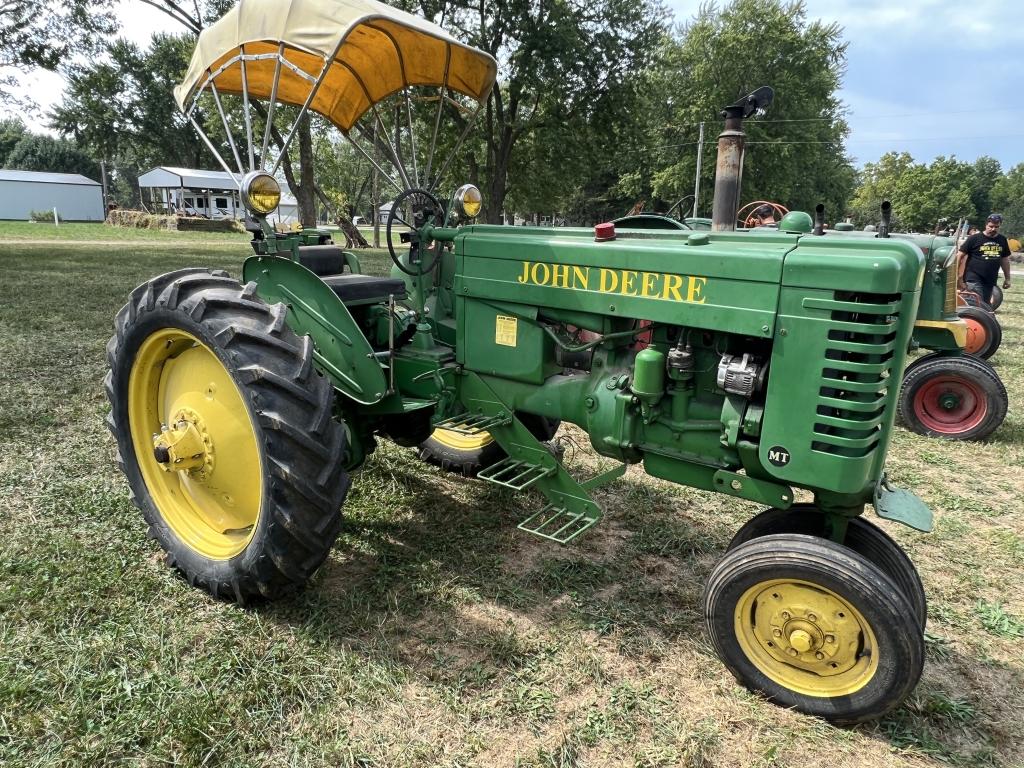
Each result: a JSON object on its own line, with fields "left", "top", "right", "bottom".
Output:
{"left": 430, "top": 427, "right": 494, "bottom": 452}
{"left": 735, "top": 578, "right": 879, "bottom": 697}
{"left": 128, "top": 329, "right": 262, "bottom": 560}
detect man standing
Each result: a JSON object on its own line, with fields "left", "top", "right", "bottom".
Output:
{"left": 957, "top": 214, "right": 1011, "bottom": 304}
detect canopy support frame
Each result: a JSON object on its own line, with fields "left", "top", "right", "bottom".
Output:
{"left": 208, "top": 79, "right": 246, "bottom": 177}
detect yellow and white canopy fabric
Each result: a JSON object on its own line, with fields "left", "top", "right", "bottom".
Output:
{"left": 173, "top": 0, "right": 498, "bottom": 132}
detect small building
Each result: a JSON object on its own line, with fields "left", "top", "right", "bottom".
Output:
{"left": 0, "top": 169, "right": 104, "bottom": 221}
{"left": 138, "top": 166, "right": 302, "bottom": 224}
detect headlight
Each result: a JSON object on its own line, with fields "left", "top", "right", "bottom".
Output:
{"left": 940, "top": 246, "right": 958, "bottom": 269}
{"left": 241, "top": 171, "right": 281, "bottom": 215}
{"left": 453, "top": 184, "right": 482, "bottom": 219}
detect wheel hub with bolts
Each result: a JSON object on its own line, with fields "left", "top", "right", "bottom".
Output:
{"left": 737, "top": 578, "right": 877, "bottom": 694}
{"left": 153, "top": 408, "right": 215, "bottom": 478}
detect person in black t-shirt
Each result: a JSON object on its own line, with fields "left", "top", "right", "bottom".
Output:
{"left": 957, "top": 214, "right": 1011, "bottom": 303}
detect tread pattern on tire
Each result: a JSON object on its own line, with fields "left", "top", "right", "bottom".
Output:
{"left": 728, "top": 505, "right": 927, "bottom": 629}
{"left": 105, "top": 268, "right": 349, "bottom": 602}
{"left": 704, "top": 534, "right": 924, "bottom": 724}
{"left": 897, "top": 353, "right": 1007, "bottom": 441}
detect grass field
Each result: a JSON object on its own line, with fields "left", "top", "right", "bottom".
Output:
{"left": 1, "top": 239, "right": 1023, "bottom": 767}
{"left": 0, "top": 220, "right": 402, "bottom": 246}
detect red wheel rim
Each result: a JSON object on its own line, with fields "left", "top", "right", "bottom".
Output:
{"left": 912, "top": 374, "right": 987, "bottom": 433}
{"left": 962, "top": 317, "right": 987, "bottom": 355}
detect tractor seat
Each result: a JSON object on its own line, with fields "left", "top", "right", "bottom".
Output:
{"left": 296, "top": 245, "right": 407, "bottom": 305}
{"left": 322, "top": 274, "right": 407, "bottom": 305}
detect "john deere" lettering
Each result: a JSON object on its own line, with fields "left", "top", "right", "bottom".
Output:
{"left": 515, "top": 261, "right": 708, "bottom": 304}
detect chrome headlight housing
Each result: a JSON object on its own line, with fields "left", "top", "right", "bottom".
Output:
{"left": 453, "top": 184, "right": 482, "bottom": 220}
{"left": 241, "top": 171, "right": 281, "bottom": 216}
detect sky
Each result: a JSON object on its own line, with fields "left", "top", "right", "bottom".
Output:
{"left": 5, "top": 0, "right": 1024, "bottom": 171}
{"left": 667, "top": 0, "right": 1024, "bottom": 170}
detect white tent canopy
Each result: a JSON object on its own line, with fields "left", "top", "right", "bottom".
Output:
{"left": 138, "top": 166, "right": 244, "bottom": 191}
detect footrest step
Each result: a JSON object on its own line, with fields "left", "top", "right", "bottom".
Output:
{"left": 518, "top": 504, "right": 600, "bottom": 544}
{"left": 478, "top": 457, "right": 555, "bottom": 490}
{"left": 433, "top": 411, "right": 510, "bottom": 435}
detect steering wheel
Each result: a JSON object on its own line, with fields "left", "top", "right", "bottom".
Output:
{"left": 737, "top": 200, "right": 789, "bottom": 228}
{"left": 385, "top": 188, "right": 446, "bottom": 276}
{"left": 666, "top": 194, "right": 695, "bottom": 222}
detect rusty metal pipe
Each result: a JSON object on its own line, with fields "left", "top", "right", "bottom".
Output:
{"left": 711, "top": 114, "right": 745, "bottom": 232}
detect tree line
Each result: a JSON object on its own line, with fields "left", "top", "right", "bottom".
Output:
{"left": 1, "top": 0, "right": 1020, "bottom": 238}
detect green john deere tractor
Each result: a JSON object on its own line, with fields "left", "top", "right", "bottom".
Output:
{"left": 617, "top": 198, "right": 1007, "bottom": 441}
{"left": 107, "top": 0, "right": 934, "bottom": 724}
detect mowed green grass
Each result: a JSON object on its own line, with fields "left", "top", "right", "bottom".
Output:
{"left": 0, "top": 220, "right": 252, "bottom": 243}
{"left": 1, "top": 241, "right": 1023, "bottom": 767}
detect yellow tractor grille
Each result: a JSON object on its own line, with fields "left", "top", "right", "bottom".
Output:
{"left": 812, "top": 292, "right": 900, "bottom": 459}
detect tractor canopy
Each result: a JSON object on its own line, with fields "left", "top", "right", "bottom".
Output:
{"left": 173, "top": 0, "right": 497, "bottom": 132}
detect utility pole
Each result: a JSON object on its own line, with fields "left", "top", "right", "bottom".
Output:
{"left": 692, "top": 122, "right": 704, "bottom": 218}
{"left": 100, "top": 159, "right": 110, "bottom": 217}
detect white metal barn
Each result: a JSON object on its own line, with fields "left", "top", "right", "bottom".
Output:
{"left": 138, "top": 166, "right": 300, "bottom": 223}
{"left": 0, "top": 170, "right": 104, "bottom": 221}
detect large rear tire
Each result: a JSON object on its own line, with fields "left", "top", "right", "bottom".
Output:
{"left": 898, "top": 354, "right": 1006, "bottom": 441}
{"left": 728, "top": 505, "right": 927, "bottom": 629}
{"left": 106, "top": 269, "right": 350, "bottom": 602}
{"left": 957, "top": 305, "right": 1001, "bottom": 359}
{"left": 704, "top": 534, "right": 924, "bottom": 724}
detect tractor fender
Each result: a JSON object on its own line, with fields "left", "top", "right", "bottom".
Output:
{"left": 242, "top": 255, "right": 388, "bottom": 405}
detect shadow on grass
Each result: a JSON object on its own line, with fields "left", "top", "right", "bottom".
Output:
{"left": 239, "top": 447, "right": 1022, "bottom": 765}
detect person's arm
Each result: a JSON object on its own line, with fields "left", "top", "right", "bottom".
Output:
{"left": 1002, "top": 237, "right": 1012, "bottom": 288}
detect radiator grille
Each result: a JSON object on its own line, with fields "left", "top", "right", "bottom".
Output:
{"left": 810, "top": 291, "right": 900, "bottom": 458}
{"left": 944, "top": 259, "right": 957, "bottom": 313}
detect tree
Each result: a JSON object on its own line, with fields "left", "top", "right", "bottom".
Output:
{"left": 639, "top": 0, "right": 854, "bottom": 221}
{"left": 991, "top": 163, "right": 1024, "bottom": 240}
{"left": 848, "top": 152, "right": 914, "bottom": 227}
{"left": 969, "top": 156, "right": 1003, "bottom": 223}
{"left": 4, "top": 133, "right": 100, "bottom": 179}
{"left": 849, "top": 152, "right": 979, "bottom": 232}
{"left": 0, "top": 1, "right": 115, "bottom": 106}
{"left": 0, "top": 119, "right": 28, "bottom": 166}
{"left": 428, "top": 0, "right": 667, "bottom": 222}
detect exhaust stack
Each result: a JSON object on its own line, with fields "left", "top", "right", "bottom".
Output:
{"left": 711, "top": 87, "right": 774, "bottom": 232}
{"left": 813, "top": 204, "right": 825, "bottom": 235}
{"left": 879, "top": 201, "right": 892, "bottom": 238}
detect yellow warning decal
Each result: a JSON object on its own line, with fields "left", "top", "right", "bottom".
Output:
{"left": 495, "top": 314, "right": 518, "bottom": 347}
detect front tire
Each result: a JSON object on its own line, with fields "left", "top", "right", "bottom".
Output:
{"left": 704, "top": 534, "right": 924, "bottom": 724}
{"left": 898, "top": 353, "right": 1007, "bottom": 441}
{"left": 957, "top": 305, "right": 1001, "bottom": 359}
{"left": 106, "top": 269, "right": 350, "bottom": 602}
{"left": 728, "top": 505, "right": 926, "bottom": 629}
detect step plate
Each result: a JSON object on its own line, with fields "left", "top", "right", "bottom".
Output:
{"left": 477, "top": 457, "right": 555, "bottom": 491}
{"left": 432, "top": 411, "right": 510, "bottom": 436}
{"left": 518, "top": 504, "right": 600, "bottom": 544}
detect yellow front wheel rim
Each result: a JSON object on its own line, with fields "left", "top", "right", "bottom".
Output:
{"left": 430, "top": 427, "right": 494, "bottom": 452}
{"left": 128, "top": 329, "right": 263, "bottom": 560}
{"left": 735, "top": 578, "right": 879, "bottom": 697}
